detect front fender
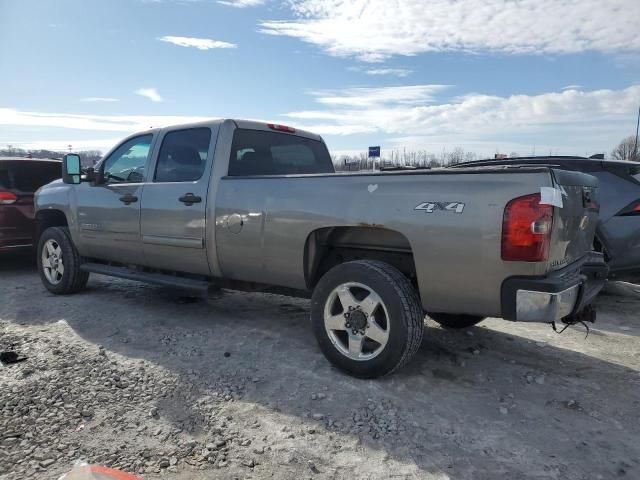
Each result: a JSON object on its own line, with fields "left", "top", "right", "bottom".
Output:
{"left": 35, "top": 181, "right": 77, "bottom": 236}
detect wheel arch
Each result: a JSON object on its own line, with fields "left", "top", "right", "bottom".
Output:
{"left": 35, "top": 209, "right": 69, "bottom": 243}
{"left": 304, "top": 226, "right": 418, "bottom": 293}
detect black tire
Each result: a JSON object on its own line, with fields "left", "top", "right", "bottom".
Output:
{"left": 37, "top": 226, "right": 89, "bottom": 294}
{"left": 428, "top": 312, "right": 485, "bottom": 329}
{"left": 311, "top": 260, "right": 424, "bottom": 378}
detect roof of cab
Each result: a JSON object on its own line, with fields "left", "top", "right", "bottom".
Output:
{"left": 153, "top": 118, "right": 323, "bottom": 142}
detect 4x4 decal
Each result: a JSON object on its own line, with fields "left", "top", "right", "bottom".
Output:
{"left": 414, "top": 202, "right": 465, "bottom": 214}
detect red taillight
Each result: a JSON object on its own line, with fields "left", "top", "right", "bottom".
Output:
{"left": 267, "top": 123, "right": 296, "bottom": 133}
{"left": 0, "top": 191, "right": 17, "bottom": 205}
{"left": 502, "top": 193, "right": 553, "bottom": 262}
{"left": 616, "top": 200, "right": 640, "bottom": 216}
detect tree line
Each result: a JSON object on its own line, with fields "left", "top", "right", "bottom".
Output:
{"left": 335, "top": 135, "right": 639, "bottom": 170}
{"left": 0, "top": 146, "right": 102, "bottom": 166}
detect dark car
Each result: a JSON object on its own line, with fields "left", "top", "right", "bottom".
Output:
{"left": 0, "top": 157, "right": 62, "bottom": 252}
{"left": 451, "top": 156, "right": 640, "bottom": 282}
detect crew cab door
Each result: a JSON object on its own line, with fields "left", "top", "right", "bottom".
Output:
{"left": 76, "top": 134, "right": 154, "bottom": 264}
{"left": 140, "top": 127, "right": 216, "bottom": 275}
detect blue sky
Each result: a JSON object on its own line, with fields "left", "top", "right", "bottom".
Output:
{"left": 1, "top": 0, "right": 639, "bottom": 158}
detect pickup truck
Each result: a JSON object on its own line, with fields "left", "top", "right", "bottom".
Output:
{"left": 34, "top": 119, "right": 607, "bottom": 378}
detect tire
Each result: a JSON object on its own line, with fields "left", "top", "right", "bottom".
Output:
{"left": 37, "top": 226, "right": 89, "bottom": 294}
{"left": 311, "top": 260, "right": 424, "bottom": 378}
{"left": 428, "top": 312, "right": 485, "bottom": 329}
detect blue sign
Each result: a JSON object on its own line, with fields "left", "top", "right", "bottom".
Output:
{"left": 368, "top": 146, "right": 381, "bottom": 157}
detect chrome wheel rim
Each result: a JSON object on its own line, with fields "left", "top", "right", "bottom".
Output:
{"left": 42, "top": 239, "right": 64, "bottom": 285}
{"left": 324, "top": 282, "right": 390, "bottom": 361}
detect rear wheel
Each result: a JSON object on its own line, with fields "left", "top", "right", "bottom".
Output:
{"left": 37, "top": 226, "right": 89, "bottom": 294}
{"left": 428, "top": 312, "right": 485, "bottom": 329}
{"left": 311, "top": 260, "right": 424, "bottom": 378}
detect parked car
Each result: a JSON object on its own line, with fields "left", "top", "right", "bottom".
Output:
{"left": 450, "top": 156, "right": 640, "bottom": 282}
{"left": 0, "top": 157, "right": 61, "bottom": 253}
{"left": 34, "top": 120, "right": 607, "bottom": 377}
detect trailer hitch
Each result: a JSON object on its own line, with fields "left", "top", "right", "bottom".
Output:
{"left": 552, "top": 305, "right": 596, "bottom": 338}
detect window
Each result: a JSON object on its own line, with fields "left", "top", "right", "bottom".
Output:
{"left": 155, "top": 128, "right": 211, "bottom": 182}
{"left": 228, "top": 129, "right": 334, "bottom": 176}
{"left": 0, "top": 168, "right": 11, "bottom": 189}
{"left": 103, "top": 135, "right": 153, "bottom": 184}
{"left": 12, "top": 162, "right": 61, "bottom": 192}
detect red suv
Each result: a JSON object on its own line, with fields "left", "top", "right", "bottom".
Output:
{"left": 0, "top": 158, "right": 62, "bottom": 252}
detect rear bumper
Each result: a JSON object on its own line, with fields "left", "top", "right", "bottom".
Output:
{"left": 501, "top": 252, "right": 608, "bottom": 322}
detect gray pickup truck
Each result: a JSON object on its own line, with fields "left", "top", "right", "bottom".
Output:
{"left": 34, "top": 119, "right": 607, "bottom": 377}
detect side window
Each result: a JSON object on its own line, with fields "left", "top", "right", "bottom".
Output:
{"left": 103, "top": 135, "right": 153, "bottom": 184}
{"left": 228, "top": 129, "right": 334, "bottom": 176}
{"left": 155, "top": 128, "right": 211, "bottom": 182}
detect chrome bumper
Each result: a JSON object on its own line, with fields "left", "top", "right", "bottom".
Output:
{"left": 515, "top": 285, "right": 580, "bottom": 322}
{"left": 501, "top": 252, "right": 608, "bottom": 323}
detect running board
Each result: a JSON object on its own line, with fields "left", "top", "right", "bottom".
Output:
{"left": 80, "top": 262, "right": 210, "bottom": 293}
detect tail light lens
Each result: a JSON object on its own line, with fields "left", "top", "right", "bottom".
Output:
{"left": 0, "top": 191, "right": 17, "bottom": 205}
{"left": 502, "top": 193, "right": 553, "bottom": 262}
{"left": 616, "top": 200, "right": 640, "bottom": 216}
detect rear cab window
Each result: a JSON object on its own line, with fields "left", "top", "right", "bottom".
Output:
{"left": 228, "top": 129, "right": 333, "bottom": 176}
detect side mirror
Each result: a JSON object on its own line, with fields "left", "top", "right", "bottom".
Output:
{"left": 62, "top": 154, "right": 82, "bottom": 184}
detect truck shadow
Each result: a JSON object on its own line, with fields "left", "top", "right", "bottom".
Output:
{"left": 1, "top": 271, "right": 639, "bottom": 479}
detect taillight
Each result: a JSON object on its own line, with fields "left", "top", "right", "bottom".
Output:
{"left": 616, "top": 200, "right": 640, "bottom": 216}
{"left": 0, "top": 191, "right": 17, "bottom": 205}
{"left": 267, "top": 123, "right": 296, "bottom": 133}
{"left": 502, "top": 193, "right": 553, "bottom": 262}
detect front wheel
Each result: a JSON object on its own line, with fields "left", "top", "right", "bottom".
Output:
{"left": 311, "top": 260, "right": 424, "bottom": 378}
{"left": 37, "top": 226, "right": 89, "bottom": 294}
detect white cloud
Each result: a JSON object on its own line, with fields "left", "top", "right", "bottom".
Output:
{"left": 283, "top": 85, "right": 640, "bottom": 155}
{"left": 260, "top": 0, "right": 640, "bottom": 61}
{"left": 311, "top": 85, "right": 450, "bottom": 107}
{"left": 135, "top": 88, "right": 163, "bottom": 103}
{"left": 80, "top": 97, "right": 120, "bottom": 103}
{"left": 217, "top": 0, "right": 265, "bottom": 7}
{"left": 562, "top": 85, "right": 583, "bottom": 91}
{"left": 0, "top": 108, "right": 210, "bottom": 133}
{"left": 158, "top": 35, "right": 237, "bottom": 50}
{"left": 364, "top": 68, "right": 412, "bottom": 77}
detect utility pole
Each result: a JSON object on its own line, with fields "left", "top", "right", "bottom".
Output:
{"left": 634, "top": 104, "right": 640, "bottom": 161}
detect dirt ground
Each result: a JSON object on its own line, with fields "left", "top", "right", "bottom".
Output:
{"left": 1, "top": 255, "right": 639, "bottom": 480}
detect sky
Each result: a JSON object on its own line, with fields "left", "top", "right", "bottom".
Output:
{"left": 1, "top": 0, "right": 639, "bottom": 159}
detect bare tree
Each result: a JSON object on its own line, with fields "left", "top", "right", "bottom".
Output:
{"left": 611, "top": 136, "right": 640, "bottom": 161}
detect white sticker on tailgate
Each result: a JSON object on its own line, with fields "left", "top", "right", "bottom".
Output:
{"left": 540, "top": 187, "right": 563, "bottom": 208}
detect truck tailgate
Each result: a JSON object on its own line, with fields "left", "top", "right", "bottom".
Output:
{"left": 547, "top": 169, "right": 599, "bottom": 272}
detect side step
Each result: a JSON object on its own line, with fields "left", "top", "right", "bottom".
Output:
{"left": 80, "top": 262, "right": 210, "bottom": 294}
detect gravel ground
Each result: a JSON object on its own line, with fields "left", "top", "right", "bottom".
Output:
{"left": 1, "top": 255, "right": 639, "bottom": 480}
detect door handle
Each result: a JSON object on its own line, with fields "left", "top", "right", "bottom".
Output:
{"left": 179, "top": 193, "right": 202, "bottom": 206}
{"left": 119, "top": 194, "right": 138, "bottom": 205}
